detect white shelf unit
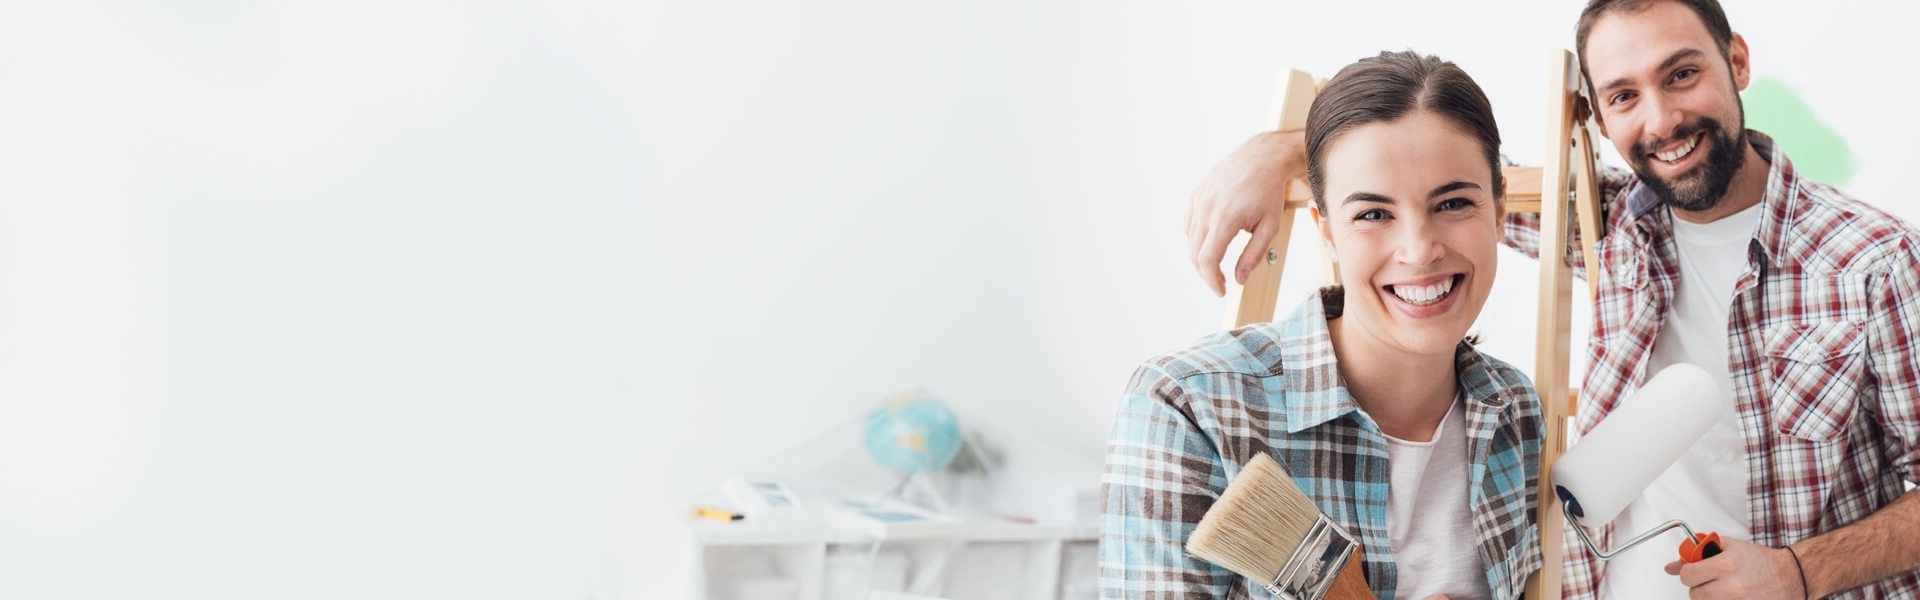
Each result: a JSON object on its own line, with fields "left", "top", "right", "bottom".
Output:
{"left": 690, "top": 516, "right": 1099, "bottom": 600}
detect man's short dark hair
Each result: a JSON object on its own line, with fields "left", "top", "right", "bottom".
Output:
{"left": 1575, "top": 0, "right": 1735, "bottom": 102}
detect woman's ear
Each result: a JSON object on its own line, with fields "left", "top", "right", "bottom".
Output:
{"left": 1311, "top": 204, "right": 1338, "bottom": 259}
{"left": 1494, "top": 177, "right": 1508, "bottom": 225}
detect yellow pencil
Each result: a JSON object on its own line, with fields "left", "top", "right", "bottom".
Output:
{"left": 696, "top": 506, "right": 744, "bottom": 522}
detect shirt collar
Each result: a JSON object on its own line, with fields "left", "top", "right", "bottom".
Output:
{"left": 1747, "top": 130, "right": 1799, "bottom": 269}
{"left": 1621, "top": 129, "right": 1797, "bottom": 268}
{"left": 1275, "top": 287, "right": 1518, "bottom": 434}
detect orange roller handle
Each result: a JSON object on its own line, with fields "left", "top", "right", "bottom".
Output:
{"left": 1679, "top": 531, "right": 1723, "bottom": 563}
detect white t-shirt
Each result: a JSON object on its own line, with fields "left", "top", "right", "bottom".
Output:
{"left": 1598, "top": 203, "right": 1763, "bottom": 599}
{"left": 1386, "top": 396, "right": 1491, "bottom": 600}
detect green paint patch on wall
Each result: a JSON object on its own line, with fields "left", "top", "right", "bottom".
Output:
{"left": 1743, "top": 76, "right": 1859, "bottom": 187}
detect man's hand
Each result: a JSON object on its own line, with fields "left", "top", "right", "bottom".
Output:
{"left": 1186, "top": 130, "right": 1309, "bottom": 297}
{"left": 1662, "top": 537, "right": 1805, "bottom": 600}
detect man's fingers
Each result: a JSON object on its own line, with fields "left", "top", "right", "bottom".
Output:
{"left": 1196, "top": 225, "right": 1236, "bottom": 298}
{"left": 1187, "top": 221, "right": 1214, "bottom": 295}
{"left": 1234, "top": 218, "right": 1279, "bottom": 286}
{"left": 1676, "top": 558, "right": 1723, "bottom": 589}
{"left": 1186, "top": 190, "right": 1202, "bottom": 247}
{"left": 1187, "top": 207, "right": 1209, "bottom": 275}
{"left": 1664, "top": 560, "right": 1683, "bottom": 576}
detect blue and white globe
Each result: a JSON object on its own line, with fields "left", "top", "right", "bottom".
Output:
{"left": 863, "top": 390, "right": 963, "bottom": 474}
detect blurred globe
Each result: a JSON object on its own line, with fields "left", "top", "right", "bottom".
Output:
{"left": 863, "top": 390, "right": 963, "bottom": 473}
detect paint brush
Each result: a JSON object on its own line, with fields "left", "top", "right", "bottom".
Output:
{"left": 1186, "top": 452, "right": 1375, "bottom": 600}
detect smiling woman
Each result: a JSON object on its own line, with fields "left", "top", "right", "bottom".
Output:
{"left": 1311, "top": 110, "right": 1505, "bottom": 398}
{"left": 1100, "top": 50, "right": 1543, "bottom": 600}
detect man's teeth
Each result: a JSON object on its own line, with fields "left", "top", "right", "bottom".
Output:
{"left": 1391, "top": 277, "right": 1455, "bottom": 305}
{"left": 1654, "top": 135, "right": 1699, "bottom": 163}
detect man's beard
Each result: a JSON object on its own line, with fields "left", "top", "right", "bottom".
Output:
{"left": 1627, "top": 117, "right": 1747, "bottom": 213}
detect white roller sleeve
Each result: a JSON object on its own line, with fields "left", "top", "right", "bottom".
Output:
{"left": 1550, "top": 363, "right": 1726, "bottom": 526}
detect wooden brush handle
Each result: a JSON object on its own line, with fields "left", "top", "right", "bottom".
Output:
{"left": 1323, "top": 546, "right": 1376, "bottom": 600}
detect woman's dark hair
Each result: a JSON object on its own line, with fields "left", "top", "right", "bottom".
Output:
{"left": 1304, "top": 51, "right": 1504, "bottom": 212}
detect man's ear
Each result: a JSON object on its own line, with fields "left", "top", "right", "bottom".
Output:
{"left": 1584, "top": 94, "right": 1610, "bottom": 139}
{"left": 1728, "top": 32, "right": 1752, "bottom": 91}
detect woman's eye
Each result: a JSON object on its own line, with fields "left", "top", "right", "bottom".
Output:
{"left": 1354, "top": 209, "right": 1388, "bottom": 222}
{"left": 1438, "top": 198, "right": 1475, "bottom": 211}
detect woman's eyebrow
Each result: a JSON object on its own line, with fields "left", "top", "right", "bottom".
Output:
{"left": 1428, "top": 180, "right": 1482, "bottom": 198}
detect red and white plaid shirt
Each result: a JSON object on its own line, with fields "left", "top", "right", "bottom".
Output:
{"left": 1507, "top": 131, "right": 1920, "bottom": 599}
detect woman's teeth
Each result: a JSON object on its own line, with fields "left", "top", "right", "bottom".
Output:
{"left": 1390, "top": 277, "right": 1455, "bottom": 306}
{"left": 1654, "top": 134, "right": 1700, "bottom": 163}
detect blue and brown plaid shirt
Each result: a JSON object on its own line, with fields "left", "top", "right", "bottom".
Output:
{"left": 1101, "top": 288, "right": 1544, "bottom": 599}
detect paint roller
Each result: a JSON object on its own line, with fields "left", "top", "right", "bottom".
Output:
{"left": 1551, "top": 363, "right": 1730, "bottom": 564}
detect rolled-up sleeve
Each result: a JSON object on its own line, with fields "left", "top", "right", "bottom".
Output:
{"left": 1866, "top": 236, "right": 1920, "bottom": 484}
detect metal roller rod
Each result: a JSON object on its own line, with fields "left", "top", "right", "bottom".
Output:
{"left": 1563, "top": 500, "right": 1698, "bottom": 560}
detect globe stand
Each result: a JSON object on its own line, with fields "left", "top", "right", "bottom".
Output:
{"left": 881, "top": 470, "right": 951, "bottom": 516}
{"left": 869, "top": 470, "right": 964, "bottom": 596}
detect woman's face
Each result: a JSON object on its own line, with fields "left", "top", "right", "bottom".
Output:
{"left": 1316, "top": 109, "right": 1503, "bottom": 358}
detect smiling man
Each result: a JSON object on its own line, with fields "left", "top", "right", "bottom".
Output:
{"left": 1180, "top": 1, "right": 1920, "bottom": 598}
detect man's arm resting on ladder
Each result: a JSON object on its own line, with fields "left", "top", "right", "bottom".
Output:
{"left": 1184, "top": 130, "right": 1631, "bottom": 288}
{"left": 1187, "top": 130, "right": 1307, "bottom": 297}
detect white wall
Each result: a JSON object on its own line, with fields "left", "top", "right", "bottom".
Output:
{"left": 0, "top": 1, "right": 1908, "bottom": 598}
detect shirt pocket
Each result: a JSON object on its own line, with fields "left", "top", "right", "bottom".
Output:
{"left": 1763, "top": 321, "right": 1868, "bottom": 442}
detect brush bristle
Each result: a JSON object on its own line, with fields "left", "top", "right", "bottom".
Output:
{"left": 1185, "top": 453, "right": 1324, "bottom": 583}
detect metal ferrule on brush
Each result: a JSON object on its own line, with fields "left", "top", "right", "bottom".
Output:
{"left": 1262, "top": 514, "right": 1359, "bottom": 600}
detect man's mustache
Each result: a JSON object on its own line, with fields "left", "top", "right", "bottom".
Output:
{"left": 1633, "top": 118, "right": 1722, "bottom": 159}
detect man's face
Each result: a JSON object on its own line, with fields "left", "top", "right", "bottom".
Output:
{"left": 1584, "top": 1, "right": 1751, "bottom": 212}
